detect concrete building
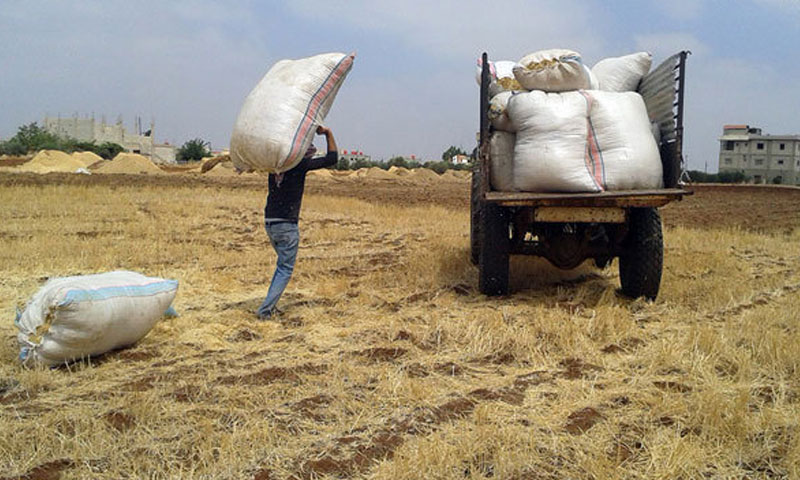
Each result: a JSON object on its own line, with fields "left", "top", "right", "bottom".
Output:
{"left": 43, "top": 115, "right": 177, "bottom": 164}
{"left": 450, "top": 154, "right": 470, "bottom": 165}
{"left": 340, "top": 150, "right": 371, "bottom": 165}
{"left": 718, "top": 124, "right": 800, "bottom": 185}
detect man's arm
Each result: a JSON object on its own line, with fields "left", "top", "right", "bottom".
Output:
{"left": 306, "top": 126, "right": 338, "bottom": 170}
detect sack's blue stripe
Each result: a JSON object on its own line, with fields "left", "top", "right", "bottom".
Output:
{"left": 59, "top": 280, "right": 178, "bottom": 305}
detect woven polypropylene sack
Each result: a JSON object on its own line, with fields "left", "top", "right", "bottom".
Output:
{"left": 592, "top": 52, "right": 652, "bottom": 92}
{"left": 489, "top": 131, "right": 516, "bottom": 192}
{"left": 512, "top": 49, "right": 592, "bottom": 92}
{"left": 16, "top": 271, "right": 178, "bottom": 367}
{"left": 488, "top": 91, "right": 518, "bottom": 132}
{"left": 508, "top": 90, "right": 662, "bottom": 192}
{"left": 231, "top": 52, "right": 355, "bottom": 173}
{"left": 589, "top": 90, "right": 663, "bottom": 190}
{"left": 508, "top": 90, "right": 600, "bottom": 192}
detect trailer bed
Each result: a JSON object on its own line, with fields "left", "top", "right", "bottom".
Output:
{"left": 484, "top": 188, "right": 691, "bottom": 208}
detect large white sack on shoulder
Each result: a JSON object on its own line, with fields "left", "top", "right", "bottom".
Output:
{"left": 589, "top": 91, "right": 663, "bottom": 190}
{"left": 513, "top": 49, "right": 591, "bottom": 92}
{"left": 488, "top": 91, "right": 518, "bottom": 132}
{"left": 592, "top": 52, "right": 652, "bottom": 92}
{"left": 489, "top": 131, "right": 515, "bottom": 191}
{"left": 231, "top": 52, "right": 355, "bottom": 173}
{"left": 16, "top": 271, "right": 178, "bottom": 367}
{"left": 508, "top": 90, "right": 602, "bottom": 192}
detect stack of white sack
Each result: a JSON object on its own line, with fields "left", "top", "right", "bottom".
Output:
{"left": 476, "top": 49, "right": 598, "bottom": 135}
{"left": 231, "top": 52, "right": 355, "bottom": 174}
{"left": 591, "top": 52, "right": 652, "bottom": 92}
{"left": 476, "top": 49, "right": 660, "bottom": 192}
{"left": 15, "top": 271, "right": 179, "bottom": 367}
{"left": 508, "top": 90, "right": 663, "bottom": 192}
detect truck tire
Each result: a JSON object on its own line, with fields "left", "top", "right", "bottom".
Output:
{"left": 470, "top": 168, "right": 482, "bottom": 265}
{"left": 619, "top": 207, "right": 663, "bottom": 300}
{"left": 479, "top": 202, "right": 510, "bottom": 296}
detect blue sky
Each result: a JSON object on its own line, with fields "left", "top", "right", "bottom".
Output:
{"left": 1, "top": 0, "right": 799, "bottom": 171}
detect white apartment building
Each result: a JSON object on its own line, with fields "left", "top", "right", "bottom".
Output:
{"left": 718, "top": 124, "right": 800, "bottom": 185}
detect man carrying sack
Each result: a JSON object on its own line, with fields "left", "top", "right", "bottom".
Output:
{"left": 257, "top": 126, "right": 338, "bottom": 320}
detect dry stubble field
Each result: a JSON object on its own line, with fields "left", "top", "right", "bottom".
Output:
{"left": 1, "top": 172, "right": 799, "bottom": 479}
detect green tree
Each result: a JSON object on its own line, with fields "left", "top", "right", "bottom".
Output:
{"left": 387, "top": 156, "right": 409, "bottom": 169}
{"left": 335, "top": 156, "right": 351, "bottom": 170}
{"left": 352, "top": 157, "right": 372, "bottom": 170}
{"left": 441, "top": 145, "right": 467, "bottom": 162}
{"left": 424, "top": 160, "right": 449, "bottom": 174}
{"left": 177, "top": 138, "right": 211, "bottom": 162}
{"left": 95, "top": 142, "right": 125, "bottom": 160}
{"left": 0, "top": 122, "right": 65, "bottom": 154}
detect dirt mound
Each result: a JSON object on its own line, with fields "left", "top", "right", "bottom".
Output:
{"left": 408, "top": 168, "right": 442, "bottom": 183}
{"left": 201, "top": 154, "right": 231, "bottom": 173}
{"left": 329, "top": 170, "right": 353, "bottom": 178}
{"left": 388, "top": 166, "right": 412, "bottom": 176}
{"left": 71, "top": 151, "right": 104, "bottom": 168}
{"left": 440, "top": 170, "right": 467, "bottom": 183}
{"left": 307, "top": 169, "right": 334, "bottom": 179}
{"left": 205, "top": 162, "right": 239, "bottom": 177}
{"left": 0, "top": 154, "right": 32, "bottom": 168}
{"left": 16, "top": 150, "right": 86, "bottom": 174}
{"left": 95, "top": 153, "right": 164, "bottom": 175}
{"left": 358, "top": 167, "right": 396, "bottom": 180}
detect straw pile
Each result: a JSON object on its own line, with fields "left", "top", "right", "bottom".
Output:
{"left": 201, "top": 154, "right": 231, "bottom": 174}
{"left": 95, "top": 153, "right": 164, "bottom": 175}
{"left": 358, "top": 167, "right": 396, "bottom": 180}
{"left": 409, "top": 168, "right": 441, "bottom": 182}
{"left": 307, "top": 169, "right": 334, "bottom": 179}
{"left": 16, "top": 150, "right": 86, "bottom": 174}
{"left": 440, "top": 170, "right": 468, "bottom": 183}
{"left": 71, "top": 151, "right": 104, "bottom": 168}
{"left": 388, "top": 166, "right": 412, "bottom": 176}
{"left": 205, "top": 162, "right": 239, "bottom": 177}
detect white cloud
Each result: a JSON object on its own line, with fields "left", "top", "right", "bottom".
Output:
{"left": 0, "top": 1, "right": 270, "bottom": 149}
{"left": 286, "top": 0, "right": 609, "bottom": 62}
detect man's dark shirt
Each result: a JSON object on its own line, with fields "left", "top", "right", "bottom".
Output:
{"left": 264, "top": 151, "right": 337, "bottom": 222}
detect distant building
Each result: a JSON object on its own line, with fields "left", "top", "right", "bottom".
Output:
{"left": 718, "top": 125, "right": 800, "bottom": 185}
{"left": 43, "top": 115, "right": 177, "bottom": 164}
{"left": 450, "top": 154, "right": 470, "bottom": 165}
{"left": 340, "top": 150, "right": 371, "bottom": 165}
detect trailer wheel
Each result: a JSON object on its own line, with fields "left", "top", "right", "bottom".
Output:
{"left": 619, "top": 208, "right": 663, "bottom": 300}
{"left": 479, "top": 202, "right": 510, "bottom": 296}
{"left": 470, "top": 168, "right": 482, "bottom": 265}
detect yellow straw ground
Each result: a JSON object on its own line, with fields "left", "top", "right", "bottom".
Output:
{"left": 1, "top": 178, "right": 798, "bottom": 479}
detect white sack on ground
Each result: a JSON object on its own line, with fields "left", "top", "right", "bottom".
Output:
{"left": 513, "top": 49, "right": 592, "bottom": 92}
{"left": 592, "top": 52, "right": 652, "bottom": 92}
{"left": 16, "top": 271, "right": 179, "bottom": 367}
{"left": 231, "top": 52, "right": 355, "bottom": 173}
{"left": 507, "top": 90, "right": 663, "bottom": 192}
{"left": 488, "top": 91, "right": 518, "bottom": 132}
{"left": 489, "top": 131, "right": 516, "bottom": 192}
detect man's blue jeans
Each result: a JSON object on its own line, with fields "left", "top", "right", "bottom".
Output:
{"left": 257, "top": 221, "right": 299, "bottom": 318}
